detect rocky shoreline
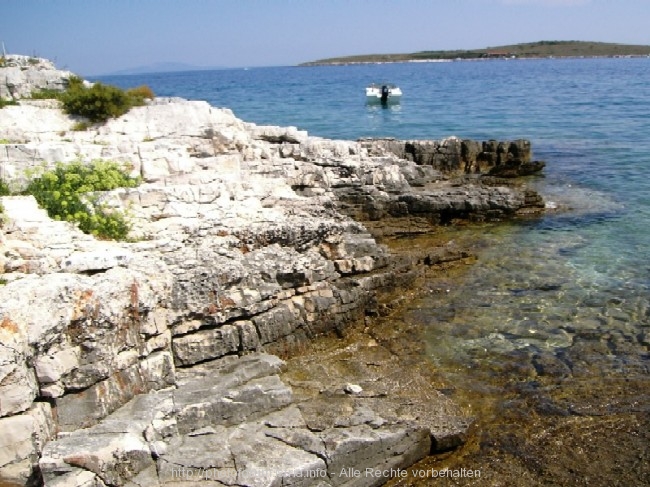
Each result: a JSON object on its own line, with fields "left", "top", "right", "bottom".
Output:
{"left": 0, "top": 58, "right": 546, "bottom": 486}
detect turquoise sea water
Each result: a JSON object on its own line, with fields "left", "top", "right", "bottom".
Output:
{"left": 98, "top": 59, "right": 650, "bottom": 481}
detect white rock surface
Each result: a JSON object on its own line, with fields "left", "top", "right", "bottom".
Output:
{"left": 0, "top": 55, "right": 73, "bottom": 100}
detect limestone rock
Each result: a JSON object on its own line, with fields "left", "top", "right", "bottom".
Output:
{"left": 0, "top": 55, "right": 73, "bottom": 100}
{"left": 60, "top": 249, "right": 133, "bottom": 273}
{"left": 40, "top": 353, "right": 456, "bottom": 486}
{"left": 362, "top": 137, "right": 545, "bottom": 178}
{"left": 0, "top": 415, "right": 39, "bottom": 469}
{"left": 0, "top": 403, "right": 55, "bottom": 486}
{"left": 40, "top": 431, "right": 154, "bottom": 486}
{"left": 0, "top": 357, "right": 38, "bottom": 417}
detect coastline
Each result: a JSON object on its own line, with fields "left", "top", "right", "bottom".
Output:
{"left": 298, "top": 40, "right": 650, "bottom": 67}
{"left": 299, "top": 54, "right": 650, "bottom": 67}
{"left": 0, "top": 58, "right": 546, "bottom": 486}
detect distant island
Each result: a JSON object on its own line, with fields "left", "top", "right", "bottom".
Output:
{"left": 300, "top": 40, "right": 650, "bottom": 66}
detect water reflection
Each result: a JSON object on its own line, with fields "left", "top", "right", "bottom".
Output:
{"left": 365, "top": 103, "right": 402, "bottom": 135}
{"left": 366, "top": 103, "right": 402, "bottom": 113}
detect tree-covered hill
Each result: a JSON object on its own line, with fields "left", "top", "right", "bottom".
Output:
{"left": 300, "top": 41, "right": 650, "bottom": 65}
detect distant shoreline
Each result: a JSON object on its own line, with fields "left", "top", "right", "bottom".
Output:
{"left": 301, "top": 54, "right": 650, "bottom": 67}
{"left": 300, "top": 40, "right": 650, "bottom": 66}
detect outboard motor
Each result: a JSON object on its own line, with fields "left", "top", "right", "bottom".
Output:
{"left": 381, "top": 85, "right": 389, "bottom": 104}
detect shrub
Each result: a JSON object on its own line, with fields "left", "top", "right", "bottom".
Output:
{"left": 0, "top": 98, "right": 18, "bottom": 109}
{"left": 0, "top": 179, "right": 10, "bottom": 196}
{"left": 7, "top": 75, "right": 154, "bottom": 118}
{"left": 25, "top": 160, "right": 141, "bottom": 240}
{"left": 126, "top": 85, "right": 155, "bottom": 104}
{"left": 30, "top": 88, "right": 65, "bottom": 100}
{"left": 60, "top": 81, "right": 133, "bottom": 123}
{"left": 58, "top": 76, "right": 155, "bottom": 123}
{"left": 71, "top": 121, "right": 91, "bottom": 131}
{"left": 66, "top": 75, "right": 85, "bottom": 90}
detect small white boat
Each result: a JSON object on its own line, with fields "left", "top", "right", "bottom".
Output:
{"left": 365, "top": 83, "right": 402, "bottom": 104}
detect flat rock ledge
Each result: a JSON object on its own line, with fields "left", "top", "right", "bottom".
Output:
{"left": 0, "top": 61, "right": 545, "bottom": 486}
{"left": 38, "top": 352, "right": 467, "bottom": 487}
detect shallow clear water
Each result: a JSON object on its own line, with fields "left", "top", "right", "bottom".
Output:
{"left": 97, "top": 59, "right": 650, "bottom": 482}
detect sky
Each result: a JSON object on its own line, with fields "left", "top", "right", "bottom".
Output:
{"left": 1, "top": 0, "right": 649, "bottom": 76}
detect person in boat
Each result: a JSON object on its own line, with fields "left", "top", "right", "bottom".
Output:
{"left": 381, "top": 85, "right": 390, "bottom": 104}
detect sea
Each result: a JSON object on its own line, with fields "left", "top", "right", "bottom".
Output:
{"left": 96, "top": 58, "right": 650, "bottom": 485}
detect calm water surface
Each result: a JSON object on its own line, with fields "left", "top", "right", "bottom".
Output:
{"left": 97, "top": 58, "right": 650, "bottom": 484}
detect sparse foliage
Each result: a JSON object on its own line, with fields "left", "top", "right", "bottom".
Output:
{"left": 30, "top": 88, "right": 65, "bottom": 100}
{"left": 25, "top": 75, "right": 155, "bottom": 123}
{"left": 71, "top": 121, "right": 91, "bottom": 131}
{"left": 126, "top": 85, "right": 155, "bottom": 103}
{"left": 0, "top": 179, "right": 10, "bottom": 196}
{"left": 0, "top": 98, "right": 18, "bottom": 109}
{"left": 60, "top": 81, "right": 132, "bottom": 123}
{"left": 25, "top": 160, "right": 141, "bottom": 240}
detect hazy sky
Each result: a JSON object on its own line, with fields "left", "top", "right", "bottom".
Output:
{"left": 1, "top": 0, "right": 649, "bottom": 75}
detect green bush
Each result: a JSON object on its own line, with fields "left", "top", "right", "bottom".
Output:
{"left": 71, "top": 121, "right": 91, "bottom": 131}
{"left": 59, "top": 77, "right": 154, "bottom": 122}
{"left": 25, "top": 161, "right": 141, "bottom": 240}
{"left": 60, "top": 81, "right": 132, "bottom": 123}
{"left": 0, "top": 98, "right": 18, "bottom": 109}
{"left": 54, "top": 76, "right": 155, "bottom": 123}
{"left": 0, "top": 179, "right": 10, "bottom": 196}
{"left": 2, "top": 74, "right": 154, "bottom": 117}
{"left": 126, "top": 85, "right": 155, "bottom": 103}
{"left": 30, "top": 88, "right": 65, "bottom": 100}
